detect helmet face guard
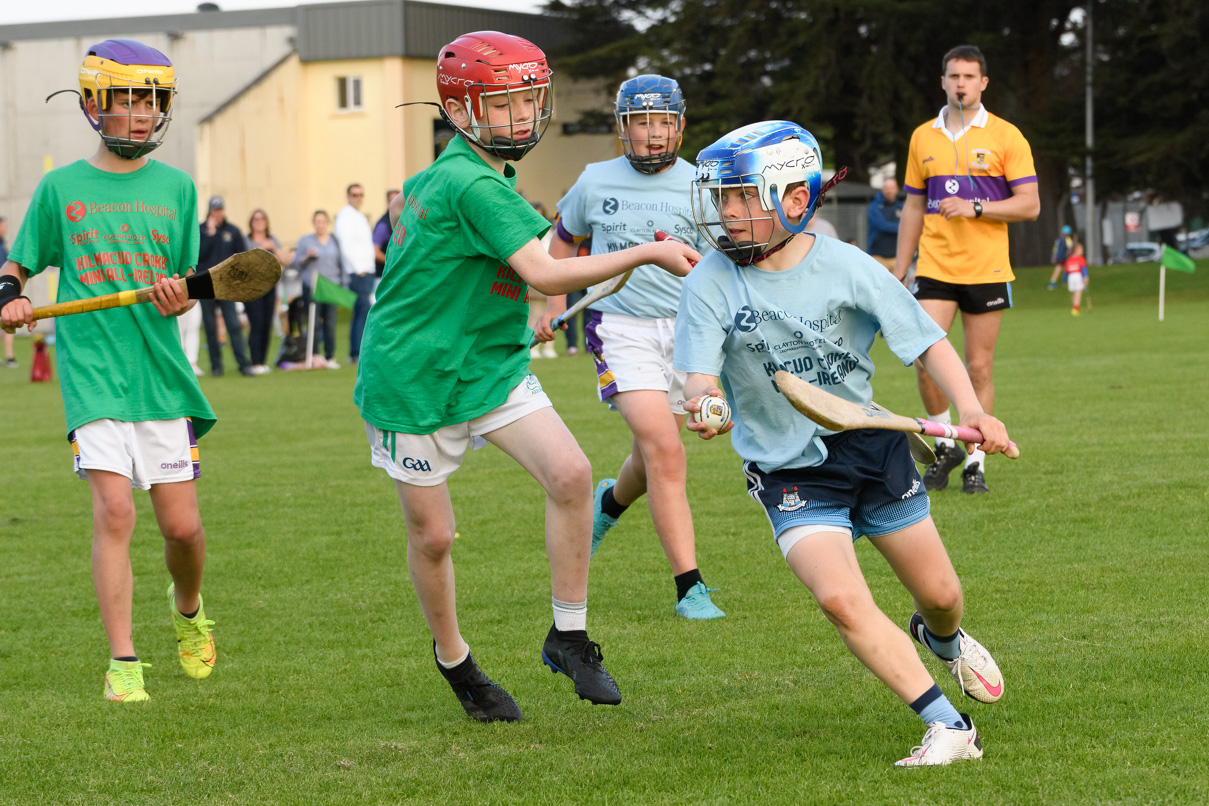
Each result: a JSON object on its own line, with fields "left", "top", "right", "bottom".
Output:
{"left": 614, "top": 75, "right": 686, "bottom": 174}
{"left": 692, "top": 121, "right": 824, "bottom": 265}
{"left": 78, "top": 39, "right": 176, "bottom": 160}
{"left": 436, "top": 31, "right": 553, "bottom": 161}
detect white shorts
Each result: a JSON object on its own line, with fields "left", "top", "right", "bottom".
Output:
{"left": 1066, "top": 272, "right": 1085, "bottom": 292}
{"left": 70, "top": 418, "right": 200, "bottom": 490}
{"left": 366, "top": 373, "right": 552, "bottom": 486}
{"left": 585, "top": 311, "right": 688, "bottom": 414}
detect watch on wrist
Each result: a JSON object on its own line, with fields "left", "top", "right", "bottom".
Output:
{"left": 973, "top": 201, "right": 983, "bottom": 218}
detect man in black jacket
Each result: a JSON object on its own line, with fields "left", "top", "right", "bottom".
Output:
{"left": 198, "top": 196, "right": 252, "bottom": 377}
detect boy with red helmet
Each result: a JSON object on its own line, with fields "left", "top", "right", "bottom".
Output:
{"left": 0, "top": 39, "right": 217, "bottom": 702}
{"left": 354, "top": 32, "right": 699, "bottom": 722}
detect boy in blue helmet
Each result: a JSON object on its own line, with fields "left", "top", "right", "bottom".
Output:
{"left": 0, "top": 39, "right": 217, "bottom": 702}
{"left": 534, "top": 75, "right": 724, "bottom": 620}
{"left": 674, "top": 121, "right": 1014, "bottom": 766}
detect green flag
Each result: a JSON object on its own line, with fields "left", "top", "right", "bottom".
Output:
{"left": 313, "top": 274, "right": 358, "bottom": 309}
{"left": 1161, "top": 245, "right": 1197, "bottom": 274}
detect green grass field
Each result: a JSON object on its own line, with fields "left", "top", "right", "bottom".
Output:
{"left": 1, "top": 261, "right": 1207, "bottom": 805}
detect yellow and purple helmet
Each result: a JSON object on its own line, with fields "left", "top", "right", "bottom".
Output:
{"left": 78, "top": 39, "right": 176, "bottom": 159}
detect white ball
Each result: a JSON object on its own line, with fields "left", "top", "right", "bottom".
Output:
{"left": 695, "top": 395, "right": 731, "bottom": 431}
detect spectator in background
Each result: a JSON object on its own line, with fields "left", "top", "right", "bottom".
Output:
{"left": 244, "top": 209, "right": 292, "bottom": 374}
{"left": 867, "top": 177, "right": 903, "bottom": 271}
{"left": 294, "top": 210, "right": 344, "bottom": 368}
{"left": 335, "top": 183, "right": 375, "bottom": 365}
{"left": 0, "top": 215, "right": 15, "bottom": 368}
{"left": 372, "top": 189, "right": 400, "bottom": 288}
{"left": 199, "top": 196, "right": 253, "bottom": 377}
{"left": 1047, "top": 225, "right": 1074, "bottom": 290}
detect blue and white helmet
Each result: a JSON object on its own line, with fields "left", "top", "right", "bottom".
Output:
{"left": 614, "top": 74, "right": 686, "bottom": 174}
{"left": 692, "top": 121, "right": 824, "bottom": 265}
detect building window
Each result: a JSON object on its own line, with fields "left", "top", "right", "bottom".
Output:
{"left": 336, "top": 76, "right": 362, "bottom": 111}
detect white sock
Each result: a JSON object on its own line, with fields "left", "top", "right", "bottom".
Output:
{"left": 436, "top": 645, "right": 469, "bottom": 669}
{"left": 967, "top": 447, "right": 986, "bottom": 470}
{"left": 552, "top": 597, "right": 587, "bottom": 632}
{"left": 930, "top": 408, "right": 955, "bottom": 449}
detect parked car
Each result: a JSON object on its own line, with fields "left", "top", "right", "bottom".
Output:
{"left": 1111, "top": 242, "right": 1163, "bottom": 264}
{"left": 1176, "top": 229, "right": 1209, "bottom": 257}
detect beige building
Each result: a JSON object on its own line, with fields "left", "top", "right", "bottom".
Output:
{"left": 0, "top": 1, "right": 618, "bottom": 255}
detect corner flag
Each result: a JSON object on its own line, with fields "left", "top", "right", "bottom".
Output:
{"left": 1161, "top": 245, "right": 1197, "bottom": 274}
{"left": 313, "top": 275, "right": 358, "bottom": 309}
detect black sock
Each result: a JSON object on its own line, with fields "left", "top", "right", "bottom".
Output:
{"left": 601, "top": 486, "right": 629, "bottom": 520}
{"left": 114, "top": 656, "right": 139, "bottom": 663}
{"left": 675, "top": 569, "right": 704, "bottom": 602}
{"left": 179, "top": 606, "right": 199, "bottom": 619}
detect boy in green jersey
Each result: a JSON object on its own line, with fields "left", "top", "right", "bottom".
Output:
{"left": 354, "top": 31, "right": 699, "bottom": 722}
{"left": 1, "top": 39, "right": 218, "bottom": 702}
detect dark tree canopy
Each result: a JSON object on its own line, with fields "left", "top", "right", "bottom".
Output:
{"left": 544, "top": 0, "right": 1207, "bottom": 264}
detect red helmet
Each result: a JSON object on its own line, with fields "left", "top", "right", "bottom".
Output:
{"left": 436, "top": 31, "right": 553, "bottom": 161}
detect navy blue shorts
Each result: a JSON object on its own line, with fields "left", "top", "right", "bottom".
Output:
{"left": 743, "top": 429, "right": 930, "bottom": 542}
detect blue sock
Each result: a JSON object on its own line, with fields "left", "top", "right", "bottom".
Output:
{"left": 909, "top": 684, "right": 966, "bottom": 731}
{"left": 923, "top": 625, "right": 961, "bottom": 661}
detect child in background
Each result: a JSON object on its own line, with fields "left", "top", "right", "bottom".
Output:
{"left": 1064, "top": 242, "right": 1087, "bottom": 316}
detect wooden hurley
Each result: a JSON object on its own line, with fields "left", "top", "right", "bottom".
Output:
{"left": 774, "top": 369, "right": 1020, "bottom": 460}
{"left": 30, "top": 248, "right": 281, "bottom": 323}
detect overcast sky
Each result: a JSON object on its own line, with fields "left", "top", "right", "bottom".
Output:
{"left": 1, "top": 0, "right": 543, "bottom": 25}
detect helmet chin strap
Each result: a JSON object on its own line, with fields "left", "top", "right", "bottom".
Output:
{"left": 769, "top": 184, "right": 811, "bottom": 235}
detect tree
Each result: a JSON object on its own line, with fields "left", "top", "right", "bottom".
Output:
{"left": 545, "top": 0, "right": 1104, "bottom": 266}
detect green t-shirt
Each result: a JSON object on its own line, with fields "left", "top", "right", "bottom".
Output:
{"left": 9, "top": 159, "right": 216, "bottom": 438}
{"left": 354, "top": 136, "right": 550, "bottom": 433}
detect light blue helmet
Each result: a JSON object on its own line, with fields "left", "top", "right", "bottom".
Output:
{"left": 614, "top": 74, "right": 686, "bottom": 174}
{"left": 692, "top": 121, "right": 825, "bottom": 265}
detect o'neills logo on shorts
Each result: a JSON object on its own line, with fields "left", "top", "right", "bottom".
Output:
{"left": 160, "top": 460, "right": 190, "bottom": 470}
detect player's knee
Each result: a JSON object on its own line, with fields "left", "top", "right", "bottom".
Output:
{"left": 93, "top": 498, "right": 136, "bottom": 536}
{"left": 641, "top": 434, "right": 686, "bottom": 475}
{"left": 965, "top": 358, "right": 994, "bottom": 389}
{"left": 546, "top": 451, "right": 592, "bottom": 504}
{"left": 815, "top": 589, "right": 872, "bottom": 633}
{"left": 161, "top": 518, "right": 204, "bottom": 547}
{"left": 917, "top": 577, "right": 963, "bottom": 615}
{"left": 408, "top": 523, "right": 457, "bottom": 559}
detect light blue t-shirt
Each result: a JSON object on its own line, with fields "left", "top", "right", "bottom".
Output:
{"left": 674, "top": 234, "right": 946, "bottom": 471}
{"left": 556, "top": 156, "right": 703, "bottom": 319}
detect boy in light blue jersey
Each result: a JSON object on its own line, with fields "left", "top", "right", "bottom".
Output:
{"left": 675, "top": 121, "right": 1014, "bottom": 767}
{"left": 535, "top": 75, "right": 723, "bottom": 620}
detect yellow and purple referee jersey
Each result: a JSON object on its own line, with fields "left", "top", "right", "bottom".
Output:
{"left": 904, "top": 106, "right": 1037, "bottom": 285}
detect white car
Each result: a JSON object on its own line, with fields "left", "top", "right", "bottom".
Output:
{"left": 1111, "top": 242, "right": 1163, "bottom": 264}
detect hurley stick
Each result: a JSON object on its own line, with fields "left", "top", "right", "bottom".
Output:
{"left": 774, "top": 370, "right": 1019, "bottom": 459}
{"left": 30, "top": 248, "right": 281, "bottom": 323}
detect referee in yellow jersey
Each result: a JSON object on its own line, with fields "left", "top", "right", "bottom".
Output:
{"left": 895, "top": 45, "right": 1039, "bottom": 494}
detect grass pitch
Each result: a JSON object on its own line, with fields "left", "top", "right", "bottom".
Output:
{"left": 1, "top": 260, "right": 1207, "bottom": 804}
